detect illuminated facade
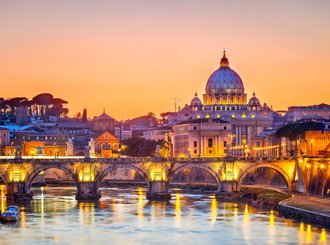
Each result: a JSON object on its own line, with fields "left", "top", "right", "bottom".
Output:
{"left": 303, "top": 130, "right": 330, "bottom": 157}
{"left": 168, "top": 52, "right": 276, "bottom": 156}
{"left": 168, "top": 119, "right": 231, "bottom": 158}
{"left": 94, "top": 131, "right": 119, "bottom": 157}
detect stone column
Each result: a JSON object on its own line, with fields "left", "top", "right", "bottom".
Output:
{"left": 6, "top": 182, "right": 33, "bottom": 203}
{"left": 76, "top": 182, "right": 101, "bottom": 200}
{"left": 146, "top": 181, "right": 171, "bottom": 200}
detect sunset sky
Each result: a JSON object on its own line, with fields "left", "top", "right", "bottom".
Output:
{"left": 1, "top": 0, "right": 330, "bottom": 120}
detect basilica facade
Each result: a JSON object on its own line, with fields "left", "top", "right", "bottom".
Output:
{"left": 167, "top": 51, "right": 278, "bottom": 158}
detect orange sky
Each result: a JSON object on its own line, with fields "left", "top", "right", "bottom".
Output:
{"left": 1, "top": 1, "right": 330, "bottom": 120}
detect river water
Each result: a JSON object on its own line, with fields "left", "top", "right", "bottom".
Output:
{"left": 0, "top": 186, "right": 329, "bottom": 245}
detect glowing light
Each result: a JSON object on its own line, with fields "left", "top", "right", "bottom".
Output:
{"left": 242, "top": 113, "right": 246, "bottom": 119}
{"left": 269, "top": 210, "right": 274, "bottom": 226}
{"left": 320, "top": 228, "right": 327, "bottom": 243}
{"left": 244, "top": 204, "right": 250, "bottom": 223}
{"left": 210, "top": 196, "right": 218, "bottom": 226}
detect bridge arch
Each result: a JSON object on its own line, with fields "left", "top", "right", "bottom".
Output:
{"left": 237, "top": 163, "right": 293, "bottom": 192}
{"left": 96, "top": 164, "right": 150, "bottom": 187}
{"left": 24, "top": 164, "right": 79, "bottom": 194}
{"left": 167, "top": 164, "right": 221, "bottom": 189}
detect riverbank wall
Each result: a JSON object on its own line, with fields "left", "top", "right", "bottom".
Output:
{"left": 278, "top": 200, "right": 330, "bottom": 227}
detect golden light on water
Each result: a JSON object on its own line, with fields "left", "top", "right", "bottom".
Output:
{"left": 306, "top": 224, "right": 312, "bottom": 244}
{"left": 175, "top": 193, "right": 181, "bottom": 228}
{"left": 41, "top": 186, "right": 44, "bottom": 214}
{"left": 269, "top": 210, "right": 274, "bottom": 226}
{"left": 210, "top": 196, "right": 218, "bottom": 226}
{"left": 244, "top": 204, "right": 250, "bottom": 223}
{"left": 1, "top": 185, "right": 6, "bottom": 213}
{"left": 320, "top": 228, "right": 327, "bottom": 243}
{"left": 137, "top": 187, "right": 144, "bottom": 218}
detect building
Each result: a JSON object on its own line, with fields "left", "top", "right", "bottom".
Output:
{"left": 143, "top": 126, "right": 172, "bottom": 141}
{"left": 167, "top": 51, "right": 276, "bottom": 154}
{"left": 0, "top": 127, "right": 10, "bottom": 155}
{"left": 5, "top": 130, "right": 69, "bottom": 156}
{"left": 93, "top": 110, "right": 115, "bottom": 133}
{"left": 94, "top": 131, "right": 119, "bottom": 157}
{"left": 168, "top": 119, "right": 231, "bottom": 158}
{"left": 303, "top": 130, "right": 330, "bottom": 157}
{"left": 287, "top": 104, "right": 330, "bottom": 121}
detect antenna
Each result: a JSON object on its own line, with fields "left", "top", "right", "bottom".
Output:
{"left": 172, "top": 97, "right": 181, "bottom": 112}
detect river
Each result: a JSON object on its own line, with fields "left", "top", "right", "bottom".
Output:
{"left": 0, "top": 186, "right": 329, "bottom": 244}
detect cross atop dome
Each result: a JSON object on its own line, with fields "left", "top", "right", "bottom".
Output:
{"left": 220, "top": 49, "right": 229, "bottom": 67}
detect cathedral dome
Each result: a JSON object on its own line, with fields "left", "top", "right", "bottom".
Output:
{"left": 248, "top": 92, "right": 260, "bottom": 106}
{"left": 205, "top": 51, "right": 244, "bottom": 94}
{"left": 191, "top": 92, "right": 202, "bottom": 106}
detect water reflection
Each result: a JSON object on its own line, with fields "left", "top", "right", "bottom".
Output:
{"left": 0, "top": 186, "right": 328, "bottom": 245}
{"left": 1, "top": 185, "right": 5, "bottom": 213}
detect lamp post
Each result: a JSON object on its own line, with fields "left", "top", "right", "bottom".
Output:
{"left": 310, "top": 139, "right": 314, "bottom": 157}
{"left": 188, "top": 148, "right": 191, "bottom": 159}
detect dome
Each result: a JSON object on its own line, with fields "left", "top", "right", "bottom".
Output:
{"left": 191, "top": 92, "right": 202, "bottom": 106}
{"left": 248, "top": 92, "right": 260, "bottom": 106}
{"left": 205, "top": 51, "right": 244, "bottom": 94}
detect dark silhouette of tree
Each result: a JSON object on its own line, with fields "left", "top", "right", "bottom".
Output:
{"left": 122, "top": 138, "right": 164, "bottom": 157}
{"left": 160, "top": 112, "right": 173, "bottom": 124}
{"left": 276, "top": 122, "right": 324, "bottom": 141}
{"left": 82, "top": 108, "right": 87, "bottom": 123}
{"left": 6, "top": 97, "right": 28, "bottom": 116}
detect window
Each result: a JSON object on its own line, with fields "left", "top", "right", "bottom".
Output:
{"left": 217, "top": 114, "right": 221, "bottom": 118}
{"left": 193, "top": 126, "right": 197, "bottom": 130}
{"left": 208, "top": 138, "right": 213, "bottom": 148}
{"left": 224, "top": 126, "right": 227, "bottom": 130}
{"left": 232, "top": 114, "right": 235, "bottom": 118}
{"left": 224, "top": 141, "right": 227, "bottom": 147}
{"left": 205, "top": 114, "right": 210, "bottom": 119}
{"left": 194, "top": 149, "right": 197, "bottom": 154}
{"left": 242, "top": 113, "right": 246, "bottom": 118}
{"left": 194, "top": 141, "right": 197, "bottom": 147}
{"left": 251, "top": 114, "right": 255, "bottom": 118}
{"left": 197, "top": 115, "right": 201, "bottom": 119}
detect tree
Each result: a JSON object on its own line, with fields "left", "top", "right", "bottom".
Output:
{"left": 122, "top": 138, "right": 164, "bottom": 157}
{"left": 82, "top": 108, "right": 87, "bottom": 123}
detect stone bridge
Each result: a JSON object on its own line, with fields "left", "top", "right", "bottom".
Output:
{"left": 0, "top": 156, "right": 329, "bottom": 202}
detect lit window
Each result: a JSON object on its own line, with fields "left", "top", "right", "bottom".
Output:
{"left": 217, "top": 114, "right": 221, "bottom": 118}
{"left": 206, "top": 114, "right": 210, "bottom": 119}
{"left": 197, "top": 115, "right": 201, "bottom": 119}
{"left": 242, "top": 113, "right": 246, "bottom": 118}
{"left": 252, "top": 114, "right": 255, "bottom": 118}
{"left": 232, "top": 114, "right": 235, "bottom": 118}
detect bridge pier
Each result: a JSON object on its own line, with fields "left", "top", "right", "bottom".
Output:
{"left": 76, "top": 182, "right": 101, "bottom": 201}
{"left": 6, "top": 182, "right": 33, "bottom": 202}
{"left": 146, "top": 181, "right": 171, "bottom": 200}
{"left": 215, "top": 181, "right": 236, "bottom": 199}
